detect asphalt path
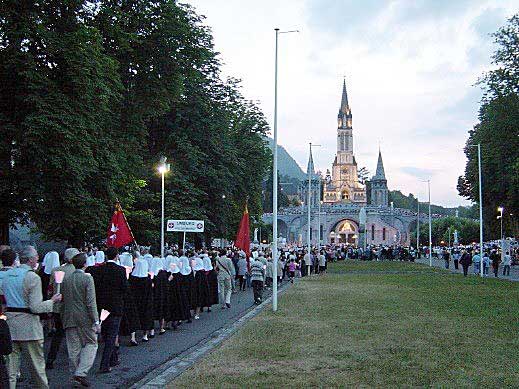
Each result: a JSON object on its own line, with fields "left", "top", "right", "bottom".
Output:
{"left": 19, "top": 281, "right": 285, "bottom": 388}
{"left": 416, "top": 257, "right": 519, "bottom": 281}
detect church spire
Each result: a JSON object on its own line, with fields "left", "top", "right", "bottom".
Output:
{"left": 340, "top": 78, "right": 349, "bottom": 114}
{"left": 374, "top": 150, "right": 386, "bottom": 179}
{"left": 337, "top": 79, "right": 352, "bottom": 129}
{"left": 307, "top": 146, "right": 315, "bottom": 176}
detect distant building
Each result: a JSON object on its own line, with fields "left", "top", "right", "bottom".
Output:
{"left": 264, "top": 80, "right": 419, "bottom": 247}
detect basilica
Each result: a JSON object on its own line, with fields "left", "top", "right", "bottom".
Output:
{"left": 265, "top": 80, "right": 417, "bottom": 247}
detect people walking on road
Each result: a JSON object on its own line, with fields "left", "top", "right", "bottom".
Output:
{"left": 61, "top": 253, "right": 100, "bottom": 387}
{"left": 490, "top": 250, "right": 500, "bottom": 278}
{"left": 3, "top": 246, "right": 62, "bottom": 389}
{"left": 483, "top": 251, "right": 490, "bottom": 276}
{"left": 443, "top": 248, "right": 450, "bottom": 269}
{"left": 236, "top": 254, "right": 247, "bottom": 291}
{"left": 129, "top": 257, "right": 153, "bottom": 343}
{"left": 452, "top": 249, "right": 460, "bottom": 270}
{"left": 87, "top": 247, "right": 127, "bottom": 374}
{"left": 503, "top": 251, "right": 511, "bottom": 276}
{"left": 250, "top": 257, "right": 264, "bottom": 304}
{"left": 288, "top": 258, "right": 298, "bottom": 283}
{"left": 460, "top": 249, "right": 472, "bottom": 277}
{"left": 46, "top": 247, "right": 79, "bottom": 369}
{"left": 472, "top": 251, "right": 481, "bottom": 275}
{"left": 216, "top": 250, "right": 235, "bottom": 309}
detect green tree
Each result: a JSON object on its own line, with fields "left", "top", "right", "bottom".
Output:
{"left": 458, "top": 14, "right": 519, "bottom": 239}
{"left": 410, "top": 217, "right": 480, "bottom": 247}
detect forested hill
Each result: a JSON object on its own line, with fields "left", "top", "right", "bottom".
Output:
{"left": 388, "top": 190, "right": 478, "bottom": 218}
{"left": 264, "top": 137, "right": 306, "bottom": 180}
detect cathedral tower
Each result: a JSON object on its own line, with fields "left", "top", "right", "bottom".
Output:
{"left": 370, "top": 150, "right": 389, "bottom": 207}
{"left": 323, "top": 80, "right": 366, "bottom": 204}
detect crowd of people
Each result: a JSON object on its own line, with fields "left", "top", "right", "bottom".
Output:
{"left": 0, "top": 244, "right": 311, "bottom": 388}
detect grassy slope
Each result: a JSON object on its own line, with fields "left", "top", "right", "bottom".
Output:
{"left": 172, "top": 261, "right": 519, "bottom": 388}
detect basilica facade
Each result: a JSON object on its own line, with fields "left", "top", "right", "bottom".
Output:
{"left": 266, "top": 80, "right": 418, "bottom": 247}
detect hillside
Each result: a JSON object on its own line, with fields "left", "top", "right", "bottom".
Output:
{"left": 265, "top": 137, "right": 306, "bottom": 180}
{"left": 388, "top": 190, "right": 477, "bottom": 218}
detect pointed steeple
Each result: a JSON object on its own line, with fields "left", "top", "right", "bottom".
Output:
{"left": 340, "top": 78, "right": 349, "bottom": 114}
{"left": 374, "top": 150, "right": 386, "bottom": 180}
{"left": 307, "top": 147, "right": 315, "bottom": 176}
{"left": 337, "top": 79, "right": 352, "bottom": 129}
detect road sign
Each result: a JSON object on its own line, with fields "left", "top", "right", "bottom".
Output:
{"left": 166, "top": 219, "right": 204, "bottom": 233}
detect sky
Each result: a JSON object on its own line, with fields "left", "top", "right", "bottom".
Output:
{"left": 189, "top": 0, "right": 518, "bottom": 207}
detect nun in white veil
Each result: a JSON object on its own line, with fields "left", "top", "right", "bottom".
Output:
{"left": 41, "top": 251, "right": 60, "bottom": 299}
{"left": 178, "top": 252, "right": 194, "bottom": 321}
{"left": 192, "top": 256, "right": 209, "bottom": 319}
{"left": 150, "top": 257, "right": 168, "bottom": 336}
{"left": 95, "top": 250, "right": 105, "bottom": 266}
{"left": 129, "top": 259, "right": 153, "bottom": 343}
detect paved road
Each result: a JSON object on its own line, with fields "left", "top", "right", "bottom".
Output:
{"left": 19, "top": 282, "right": 285, "bottom": 388}
{"left": 416, "top": 257, "right": 519, "bottom": 281}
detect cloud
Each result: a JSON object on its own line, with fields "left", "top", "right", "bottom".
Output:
{"left": 188, "top": 0, "right": 517, "bottom": 207}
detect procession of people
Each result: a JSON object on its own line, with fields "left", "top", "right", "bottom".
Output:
{"left": 0, "top": 243, "right": 299, "bottom": 388}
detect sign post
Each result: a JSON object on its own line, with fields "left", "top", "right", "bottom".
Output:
{"left": 167, "top": 220, "right": 205, "bottom": 251}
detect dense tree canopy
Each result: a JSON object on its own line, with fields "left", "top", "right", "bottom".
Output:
{"left": 409, "top": 216, "right": 480, "bottom": 247}
{"left": 458, "top": 14, "right": 519, "bottom": 239}
{"left": 0, "top": 1, "right": 271, "bottom": 247}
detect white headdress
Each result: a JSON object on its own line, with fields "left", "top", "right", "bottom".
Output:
{"left": 131, "top": 258, "right": 149, "bottom": 278}
{"left": 43, "top": 251, "right": 60, "bottom": 275}
{"left": 179, "top": 255, "right": 191, "bottom": 275}
{"left": 95, "top": 251, "right": 105, "bottom": 264}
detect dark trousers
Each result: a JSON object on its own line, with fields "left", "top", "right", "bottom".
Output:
{"left": 100, "top": 314, "right": 122, "bottom": 371}
{"left": 503, "top": 265, "right": 511, "bottom": 276}
{"left": 251, "top": 280, "right": 263, "bottom": 303}
{"left": 462, "top": 264, "right": 469, "bottom": 276}
{"left": 237, "top": 275, "right": 245, "bottom": 290}
{"left": 493, "top": 266, "right": 499, "bottom": 277}
{"left": 454, "top": 260, "right": 459, "bottom": 270}
{"left": 0, "top": 357, "right": 8, "bottom": 389}
{"left": 47, "top": 313, "right": 64, "bottom": 362}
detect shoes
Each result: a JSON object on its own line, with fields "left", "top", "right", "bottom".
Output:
{"left": 159, "top": 329, "right": 166, "bottom": 335}
{"left": 149, "top": 334, "right": 155, "bottom": 339}
{"left": 221, "top": 306, "right": 226, "bottom": 310}
{"left": 226, "top": 303, "right": 231, "bottom": 309}
{"left": 73, "top": 375, "right": 91, "bottom": 387}
{"left": 194, "top": 315, "right": 200, "bottom": 320}
{"left": 129, "top": 340, "right": 138, "bottom": 347}
{"left": 98, "top": 367, "right": 112, "bottom": 374}
{"left": 142, "top": 337, "right": 149, "bottom": 342}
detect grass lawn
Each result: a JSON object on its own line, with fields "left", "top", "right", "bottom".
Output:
{"left": 172, "top": 261, "right": 519, "bottom": 388}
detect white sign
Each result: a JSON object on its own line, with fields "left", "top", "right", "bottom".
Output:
{"left": 167, "top": 220, "right": 204, "bottom": 233}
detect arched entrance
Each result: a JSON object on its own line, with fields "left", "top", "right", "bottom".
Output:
{"left": 330, "top": 219, "right": 359, "bottom": 245}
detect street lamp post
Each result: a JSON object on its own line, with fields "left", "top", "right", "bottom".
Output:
{"left": 307, "top": 142, "right": 320, "bottom": 277}
{"left": 428, "top": 180, "right": 432, "bottom": 267}
{"left": 498, "top": 206, "right": 504, "bottom": 260}
{"left": 158, "top": 157, "right": 170, "bottom": 258}
{"left": 416, "top": 199, "right": 420, "bottom": 258}
{"left": 272, "top": 27, "right": 298, "bottom": 312}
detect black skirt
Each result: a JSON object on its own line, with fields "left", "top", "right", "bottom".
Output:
{"left": 120, "top": 290, "right": 140, "bottom": 335}
{"left": 180, "top": 273, "right": 195, "bottom": 311}
{"left": 206, "top": 270, "right": 219, "bottom": 306}
{"left": 193, "top": 271, "right": 210, "bottom": 309}
{"left": 129, "top": 275, "right": 154, "bottom": 331}
{"left": 169, "top": 273, "right": 190, "bottom": 321}
{"left": 153, "top": 270, "right": 170, "bottom": 321}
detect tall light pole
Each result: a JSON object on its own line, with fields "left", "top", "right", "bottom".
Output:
{"left": 428, "top": 180, "right": 432, "bottom": 267}
{"left": 416, "top": 199, "right": 420, "bottom": 258}
{"left": 469, "top": 143, "right": 484, "bottom": 277}
{"left": 498, "top": 206, "right": 504, "bottom": 260}
{"left": 307, "top": 142, "right": 320, "bottom": 277}
{"left": 158, "top": 157, "right": 170, "bottom": 258}
{"left": 272, "top": 27, "right": 298, "bottom": 312}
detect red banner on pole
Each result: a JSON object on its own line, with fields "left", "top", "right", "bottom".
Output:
{"left": 107, "top": 203, "right": 134, "bottom": 248}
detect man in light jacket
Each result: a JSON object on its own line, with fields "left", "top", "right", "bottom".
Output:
{"left": 2, "top": 246, "right": 61, "bottom": 389}
{"left": 61, "top": 253, "right": 100, "bottom": 387}
{"left": 216, "top": 250, "right": 235, "bottom": 309}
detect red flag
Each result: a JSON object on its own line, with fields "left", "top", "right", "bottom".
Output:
{"left": 234, "top": 204, "right": 251, "bottom": 258}
{"left": 107, "top": 203, "right": 134, "bottom": 248}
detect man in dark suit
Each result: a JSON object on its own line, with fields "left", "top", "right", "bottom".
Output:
{"left": 87, "top": 247, "right": 127, "bottom": 373}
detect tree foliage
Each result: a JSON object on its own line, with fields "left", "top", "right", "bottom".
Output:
{"left": 0, "top": 1, "right": 271, "bottom": 246}
{"left": 458, "top": 14, "right": 519, "bottom": 239}
{"left": 410, "top": 216, "right": 480, "bottom": 247}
